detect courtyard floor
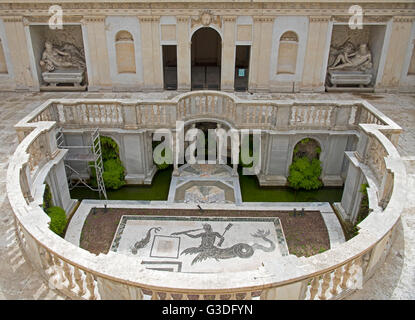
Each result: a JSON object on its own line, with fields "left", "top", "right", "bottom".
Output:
{"left": 78, "top": 208, "right": 329, "bottom": 260}
{"left": 0, "top": 91, "right": 414, "bottom": 299}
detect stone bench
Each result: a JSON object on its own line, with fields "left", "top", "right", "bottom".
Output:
{"left": 328, "top": 70, "right": 372, "bottom": 87}
{"left": 42, "top": 69, "right": 84, "bottom": 87}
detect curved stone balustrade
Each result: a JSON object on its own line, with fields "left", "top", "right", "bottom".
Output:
{"left": 23, "top": 91, "right": 391, "bottom": 133}
{"left": 7, "top": 91, "right": 407, "bottom": 300}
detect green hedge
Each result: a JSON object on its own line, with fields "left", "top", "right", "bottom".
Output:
{"left": 46, "top": 206, "right": 67, "bottom": 237}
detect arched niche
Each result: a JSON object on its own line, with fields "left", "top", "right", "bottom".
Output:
{"left": 115, "top": 30, "right": 136, "bottom": 74}
{"left": 291, "top": 137, "right": 322, "bottom": 162}
{"left": 277, "top": 31, "right": 299, "bottom": 75}
{"left": 0, "top": 39, "right": 8, "bottom": 74}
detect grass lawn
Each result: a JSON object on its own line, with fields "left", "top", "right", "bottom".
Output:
{"left": 70, "top": 167, "right": 172, "bottom": 201}
{"left": 239, "top": 171, "right": 343, "bottom": 203}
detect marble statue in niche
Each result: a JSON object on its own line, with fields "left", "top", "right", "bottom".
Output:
{"left": 39, "top": 41, "right": 86, "bottom": 72}
{"left": 39, "top": 41, "right": 86, "bottom": 88}
{"left": 327, "top": 38, "right": 373, "bottom": 88}
{"left": 329, "top": 43, "right": 373, "bottom": 72}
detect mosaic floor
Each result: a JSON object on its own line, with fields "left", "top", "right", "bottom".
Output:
{"left": 110, "top": 215, "right": 289, "bottom": 273}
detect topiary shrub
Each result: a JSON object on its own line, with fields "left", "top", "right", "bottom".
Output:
{"left": 46, "top": 206, "right": 67, "bottom": 237}
{"left": 288, "top": 157, "right": 323, "bottom": 190}
{"left": 42, "top": 183, "right": 53, "bottom": 210}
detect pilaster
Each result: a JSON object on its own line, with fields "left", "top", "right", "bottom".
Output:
{"left": 221, "top": 16, "right": 236, "bottom": 92}
{"left": 300, "top": 16, "right": 331, "bottom": 92}
{"left": 177, "top": 16, "right": 191, "bottom": 91}
{"left": 82, "top": 16, "right": 112, "bottom": 90}
{"left": 139, "top": 16, "right": 163, "bottom": 91}
{"left": 249, "top": 16, "right": 274, "bottom": 92}
{"left": 379, "top": 16, "right": 414, "bottom": 90}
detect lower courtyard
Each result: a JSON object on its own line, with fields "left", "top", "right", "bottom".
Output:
{"left": 1, "top": 90, "right": 415, "bottom": 300}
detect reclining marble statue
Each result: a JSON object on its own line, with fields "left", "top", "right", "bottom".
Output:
{"left": 39, "top": 41, "right": 86, "bottom": 87}
{"left": 327, "top": 43, "right": 373, "bottom": 88}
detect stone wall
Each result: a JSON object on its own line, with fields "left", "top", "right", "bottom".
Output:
{"left": 0, "top": 1, "right": 413, "bottom": 92}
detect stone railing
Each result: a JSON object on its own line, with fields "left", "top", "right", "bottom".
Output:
{"left": 21, "top": 91, "right": 395, "bottom": 134}
{"left": 7, "top": 92, "right": 406, "bottom": 300}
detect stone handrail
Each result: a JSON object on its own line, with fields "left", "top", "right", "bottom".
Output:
{"left": 7, "top": 92, "right": 406, "bottom": 300}
{"left": 20, "top": 91, "right": 394, "bottom": 134}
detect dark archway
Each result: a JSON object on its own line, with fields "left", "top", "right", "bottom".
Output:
{"left": 191, "top": 28, "right": 221, "bottom": 90}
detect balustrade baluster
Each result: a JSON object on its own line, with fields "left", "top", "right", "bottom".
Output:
{"left": 85, "top": 272, "right": 98, "bottom": 300}
{"left": 74, "top": 267, "right": 86, "bottom": 296}
{"left": 62, "top": 261, "right": 75, "bottom": 290}
{"left": 319, "top": 272, "right": 332, "bottom": 300}
{"left": 340, "top": 261, "right": 353, "bottom": 289}
{"left": 43, "top": 250, "right": 57, "bottom": 277}
{"left": 309, "top": 276, "right": 319, "bottom": 300}
{"left": 330, "top": 266, "right": 343, "bottom": 296}
{"left": 52, "top": 256, "right": 65, "bottom": 286}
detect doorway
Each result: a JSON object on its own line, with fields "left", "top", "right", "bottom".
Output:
{"left": 191, "top": 28, "right": 221, "bottom": 90}
{"left": 234, "top": 45, "right": 250, "bottom": 91}
{"left": 162, "top": 45, "right": 177, "bottom": 90}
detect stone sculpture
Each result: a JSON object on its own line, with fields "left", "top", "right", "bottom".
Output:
{"left": 39, "top": 41, "right": 86, "bottom": 88}
{"left": 327, "top": 42, "right": 373, "bottom": 88}
{"left": 40, "top": 41, "right": 85, "bottom": 72}
{"left": 329, "top": 43, "right": 373, "bottom": 72}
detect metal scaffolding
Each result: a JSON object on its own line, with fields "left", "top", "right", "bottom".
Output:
{"left": 56, "top": 128, "right": 108, "bottom": 202}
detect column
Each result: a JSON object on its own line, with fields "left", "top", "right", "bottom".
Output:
{"left": 177, "top": 16, "right": 191, "bottom": 91}
{"left": 259, "top": 133, "right": 290, "bottom": 186}
{"left": 379, "top": 16, "right": 414, "bottom": 90}
{"left": 221, "top": 16, "right": 236, "bottom": 91}
{"left": 336, "top": 152, "right": 365, "bottom": 223}
{"left": 3, "top": 16, "right": 35, "bottom": 90}
{"left": 249, "top": 17, "right": 274, "bottom": 92}
{"left": 322, "top": 135, "right": 348, "bottom": 186}
{"left": 300, "top": 16, "right": 331, "bottom": 92}
{"left": 83, "top": 16, "right": 112, "bottom": 90}
{"left": 139, "top": 16, "right": 163, "bottom": 91}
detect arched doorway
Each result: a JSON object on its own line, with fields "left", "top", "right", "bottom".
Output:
{"left": 191, "top": 28, "right": 221, "bottom": 90}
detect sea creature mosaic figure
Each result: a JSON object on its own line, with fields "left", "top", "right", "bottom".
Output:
{"left": 172, "top": 223, "right": 275, "bottom": 265}
{"left": 131, "top": 227, "right": 161, "bottom": 254}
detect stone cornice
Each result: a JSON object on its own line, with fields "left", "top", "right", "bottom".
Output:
{"left": 138, "top": 16, "right": 160, "bottom": 22}
{"left": 253, "top": 16, "right": 274, "bottom": 23}
{"left": 2, "top": 16, "right": 23, "bottom": 23}
{"left": 222, "top": 16, "right": 236, "bottom": 23}
{"left": 393, "top": 16, "right": 415, "bottom": 22}
{"left": 0, "top": 2, "right": 414, "bottom": 16}
{"left": 309, "top": 16, "right": 332, "bottom": 22}
{"left": 176, "top": 16, "right": 190, "bottom": 23}
{"left": 83, "top": 16, "right": 105, "bottom": 23}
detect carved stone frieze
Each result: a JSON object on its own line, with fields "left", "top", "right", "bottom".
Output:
{"left": 191, "top": 10, "right": 222, "bottom": 29}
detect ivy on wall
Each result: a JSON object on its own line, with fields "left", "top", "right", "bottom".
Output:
{"left": 90, "top": 136, "right": 126, "bottom": 190}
